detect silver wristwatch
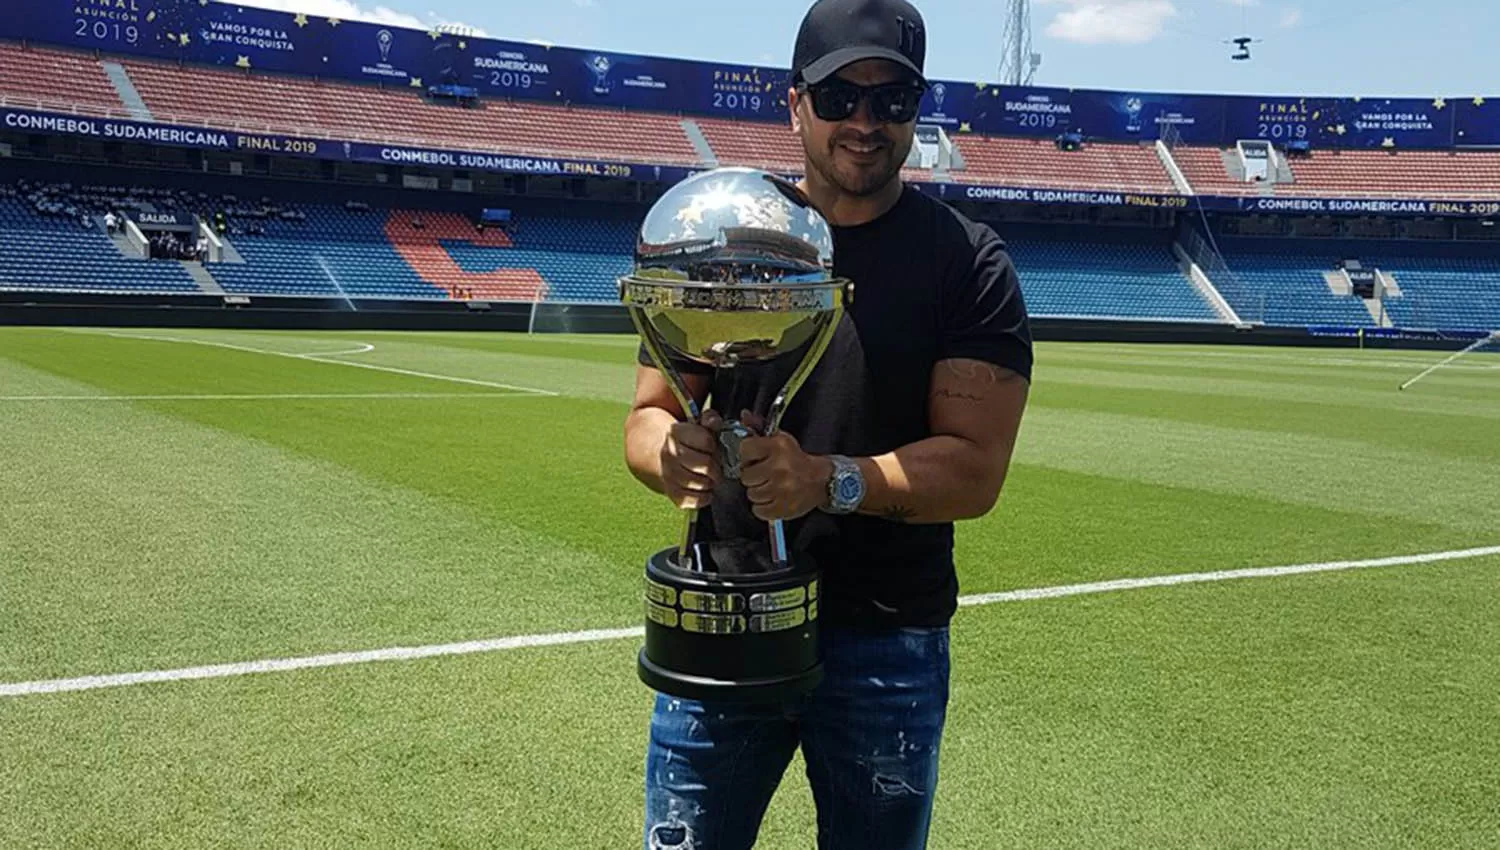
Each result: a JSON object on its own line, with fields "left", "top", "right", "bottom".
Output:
{"left": 823, "top": 455, "right": 865, "bottom": 515}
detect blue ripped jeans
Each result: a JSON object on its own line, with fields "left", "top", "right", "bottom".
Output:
{"left": 643, "top": 625, "right": 950, "bottom": 850}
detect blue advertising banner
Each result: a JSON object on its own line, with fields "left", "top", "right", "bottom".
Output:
{"left": 1070, "top": 90, "right": 1226, "bottom": 144}
{"left": 917, "top": 81, "right": 999, "bottom": 134}
{"left": 1226, "top": 96, "right": 1454, "bottom": 148}
{"left": 1454, "top": 96, "right": 1500, "bottom": 147}
{"left": 27, "top": 0, "right": 184, "bottom": 62}
{"left": 349, "top": 141, "right": 695, "bottom": 182}
{"left": 556, "top": 47, "right": 686, "bottom": 111}
{"left": 186, "top": 3, "right": 324, "bottom": 76}
{"left": 0, "top": 1, "right": 1489, "bottom": 149}
{"left": 984, "top": 86, "right": 1073, "bottom": 137}
{"left": 1223, "top": 96, "right": 1329, "bottom": 144}
{"left": 464, "top": 40, "right": 562, "bottom": 99}
{"left": 1203, "top": 195, "right": 1500, "bottom": 218}
{"left": 1327, "top": 97, "right": 1454, "bottom": 148}
{"left": 691, "top": 63, "right": 792, "bottom": 121}
{"left": 0, "top": 106, "right": 697, "bottom": 182}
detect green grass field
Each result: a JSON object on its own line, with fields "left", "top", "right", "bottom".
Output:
{"left": 1, "top": 327, "right": 1497, "bottom": 849}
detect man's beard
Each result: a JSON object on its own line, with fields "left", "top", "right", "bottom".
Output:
{"left": 804, "top": 128, "right": 910, "bottom": 197}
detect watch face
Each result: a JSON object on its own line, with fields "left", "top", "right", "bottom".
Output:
{"left": 836, "top": 474, "right": 863, "bottom": 504}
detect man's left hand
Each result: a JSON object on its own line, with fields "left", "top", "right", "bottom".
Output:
{"left": 737, "top": 428, "right": 833, "bottom": 522}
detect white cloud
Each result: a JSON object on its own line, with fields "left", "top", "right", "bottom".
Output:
{"left": 1279, "top": 6, "right": 1302, "bottom": 27}
{"left": 1041, "top": 1, "right": 1178, "bottom": 45}
{"left": 233, "top": 0, "right": 488, "bottom": 36}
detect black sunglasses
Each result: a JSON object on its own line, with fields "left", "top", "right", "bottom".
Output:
{"left": 799, "top": 79, "right": 927, "bottom": 124}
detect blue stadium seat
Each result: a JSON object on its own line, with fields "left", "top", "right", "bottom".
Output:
{"left": 998, "top": 225, "right": 1219, "bottom": 322}
{"left": 0, "top": 197, "right": 199, "bottom": 294}
{"left": 1212, "top": 237, "right": 1500, "bottom": 330}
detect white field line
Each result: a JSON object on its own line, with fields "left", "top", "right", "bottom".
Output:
{"left": 72, "top": 330, "right": 560, "bottom": 396}
{"left": 0, "top": 392, "right": 543, "bottom": 402}
{"left": 1081, "top": 346, "right": 1500, "bottom": 371}
{"left": 3, "top": 544, "right": 1498, "bottom": 700}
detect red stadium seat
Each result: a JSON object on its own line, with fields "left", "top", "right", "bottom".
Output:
{"left": 0, "top": 44, "right": 125, "bottom": 115}
{"left": 117, "top": 58, "right": 702, "bottom": 166}
{"left": 950, "top": 136, "right": 1176, "bottom": 194}
{"left": 1175, "top": 145, "right": 1500, "bottom": 200}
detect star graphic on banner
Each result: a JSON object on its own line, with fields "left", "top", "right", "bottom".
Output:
{"left": 410, "top": 77, "right": 423, "bottom": 87}
{"left": 1351, "top": 96, "right": 1361, "bottom": 103}
{"left": 974, "top": 82, "right": 985, "bottom": 90}
{"left": 428, "top": 29, "right": 441, "bottom": 40}
{"left": 146, "top": 11, "right": 155, "bottom": 21}
{"left": 959, "top": 121, "right": 972, "bottom": 133}
{"left": 327, "top": 17, "right": 341, "bottom": 27}
{"left": 1475, "top": 97, "right": 1487, "bottom": 107}
{"left": 1382, "top": 137, "right": 1396, "bottom": 148}
{"left": 236, "top": 56, "right": 251, "bottom": 69}
{"left": 1334, "top": 124, "right": 1347, "bottom": 135}
{"left": 1432, "top": 97, "right": 1447, "bottom": 110}
{"left": 178, "top": 32, "right": 191, "bottom": 46}
{"left": 198, "top": 0, "right": 207, "bottom": 5}
{"left": 458, "top": 40, "right": 467, "bottom": 50}
{"left": 293, "top": 13, "right": 308, "bottom": 27}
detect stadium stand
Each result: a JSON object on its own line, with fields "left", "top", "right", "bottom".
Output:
{"left": 695, "top": 118, "right": 805, "bottom": 172}
{"left": 1275, "top": 150, "right": 1500, "bottom": 200}
{"left": 0, "top": 44, "right": 125, "bottom": 115}
{"left": 1174, "top": 145, "right": 1500, "bottom": 200}
{"left": 119, "top": 58, "right": 703, "bottom": 165}
{"left": 994, "top": 224, "right": 1219, "bottom": 321}
{"left": 1211, "top": 237, "right": 1380, "bottom": 327}
{"left": 952, "top": 137, "right": 1177, "bottom": 193}
{"left": 441, "top": 215, "right": 634, "bottom": 302}
{"left": 209, "top": 201, "right": 632, "bottom": 301}
{"left": 1171, "top": 146, "right": 1263, "bottom": 196}
{"left": 0, "top": 182, "right": 200, "bottom": 294}
{"left": 1212, "top": 238, "right": 1500, "bottom": 330}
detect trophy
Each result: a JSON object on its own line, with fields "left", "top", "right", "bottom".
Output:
{"left": 620, "top": 167, "right": 851, "bottom": 702}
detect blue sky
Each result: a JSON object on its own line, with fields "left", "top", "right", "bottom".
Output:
{"left": 243, "top": 0, "right": 1489, "bottom": 97}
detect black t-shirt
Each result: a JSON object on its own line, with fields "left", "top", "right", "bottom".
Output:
{"left": 638, "top": 185, "right": 1032, "bottom": 628}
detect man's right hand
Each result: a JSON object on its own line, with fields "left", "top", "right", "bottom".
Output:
{"left": 660, "top": 409, "right": 724, "bottom": 510}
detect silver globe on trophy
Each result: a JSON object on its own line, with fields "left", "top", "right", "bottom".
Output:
{"left": 620, "top": 167, "right": 851, "bottom": 702}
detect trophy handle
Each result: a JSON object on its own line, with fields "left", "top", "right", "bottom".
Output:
{"left": 627, "top": 304, "right": 705, "bottom": 568}
{"left": 762, "top": 295, "right": 846, "bottom": 567}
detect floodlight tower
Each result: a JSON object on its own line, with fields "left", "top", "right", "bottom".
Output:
{"left": 999, "top": 0, "right": 1041, "bottom": 86}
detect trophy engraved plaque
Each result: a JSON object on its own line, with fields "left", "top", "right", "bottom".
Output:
{"left": 620, "top": 167, "right": 851, "bottom": 702}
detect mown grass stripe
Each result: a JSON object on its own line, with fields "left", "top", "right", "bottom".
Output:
{"left": 5, "top": 544, "right": 1495, "bottom": 699}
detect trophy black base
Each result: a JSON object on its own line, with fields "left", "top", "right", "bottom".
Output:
{"left": 638, "top": 546, "right": 822, "bottom": 703}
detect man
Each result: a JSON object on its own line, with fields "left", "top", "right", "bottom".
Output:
{"left": 623, "top": 0, "right": 1032, "bottom": 847}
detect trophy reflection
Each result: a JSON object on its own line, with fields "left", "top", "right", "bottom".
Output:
{"left": 620, "top": 167, "right": 851, "bottom": 702}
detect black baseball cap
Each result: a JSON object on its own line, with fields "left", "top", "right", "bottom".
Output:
{"left": 792, "top": 0, "right": 928, "bottom": 86}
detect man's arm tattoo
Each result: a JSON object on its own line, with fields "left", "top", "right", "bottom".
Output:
{"left": 942, "top": 359, "right": 1024, "bottom": 385}
{"left": 881, "top": 504, "right": 916, "bottom": 523}
{"left": 934, "top": 388, "right": 985, "bottom": 403}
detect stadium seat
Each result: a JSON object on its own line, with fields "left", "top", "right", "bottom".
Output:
{"left": 1176, "top": 146, "right": 1500, "bottom": 200}
{"left": 952, "top": 137, "right": 1177, "bottom": 193}
{"left": 0, "top": 44, "right": 126, "bottom": 115}
{"left": 997, "top": 224, "right": 1219, "bottom": 322}
{"left": 118, "top": 59, "right": 702, "bottom": 166}
{"left": 0, "top": 193, "right": 199, "bottom": 295}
